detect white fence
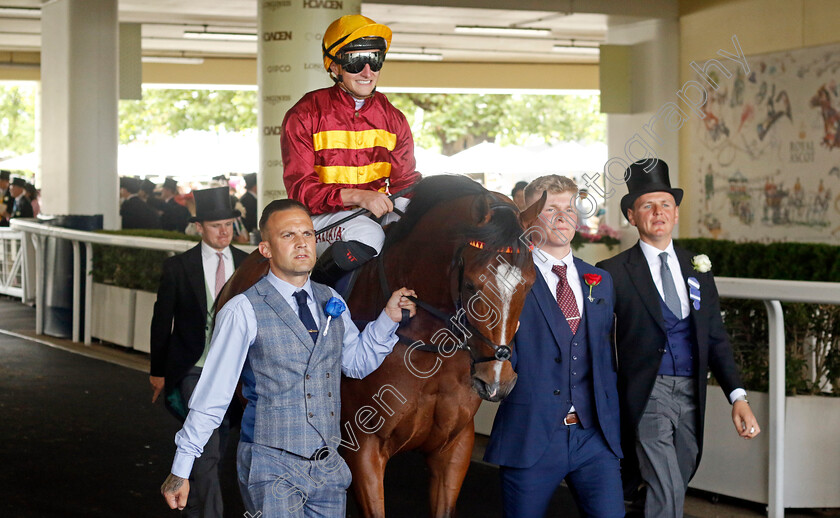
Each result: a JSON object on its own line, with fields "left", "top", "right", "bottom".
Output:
{"left": 9, "top": 218, "right": 840, "bottom": 516}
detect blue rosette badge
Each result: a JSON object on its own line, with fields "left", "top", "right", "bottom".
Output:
{"left": 323, "top": 297, "right": 346, "bottom": 337}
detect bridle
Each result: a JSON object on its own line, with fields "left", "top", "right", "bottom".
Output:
{"left": 378, "top": 201, "right": 530, "bottom": 365}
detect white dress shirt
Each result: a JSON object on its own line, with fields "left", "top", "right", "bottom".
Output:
{"left": 200, "top": 241, "right": 234, "bottom": 296}
{"left": 533, "top": 247, "right": 583, "bottom": 317}
{"left": 638, "top": 239, "right": 746, "bottom": 404}
{"left": 171, "top": 270, "right": 399, "bottom": 478}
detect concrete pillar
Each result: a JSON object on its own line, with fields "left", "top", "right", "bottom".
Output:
{"left": 41, "top": 0, "right": 119, "bottom": 228}
{"left": 257, "top": 0, "right": 361, "bottom": 212}
{"left": 602, "top": 18, "right": 680, "bottom": 246}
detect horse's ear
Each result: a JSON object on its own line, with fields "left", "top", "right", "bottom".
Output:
{"left": 519, "top": 190, "right": 546, "bottom": 228}
{"left": 472, "top": 194, "right": 493, "bottom": 225}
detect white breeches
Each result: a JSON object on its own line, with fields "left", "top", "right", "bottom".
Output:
{"left": 312, "top": 197, "right": 410, "bottom": 255}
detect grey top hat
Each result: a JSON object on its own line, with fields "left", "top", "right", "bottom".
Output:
{"left": 620, "top": 159, "right": 684, "bottom": 219}
{"left": 190, "top": 186, "right": 241, "bottom": 222}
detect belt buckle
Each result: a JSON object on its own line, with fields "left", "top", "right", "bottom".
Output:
{"left": 563, "top": 413, "right": 577, "bottom": 426}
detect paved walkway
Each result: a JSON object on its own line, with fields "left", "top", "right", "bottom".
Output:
{"left": 1, "top": 296, "right": 834, "bottom": 517}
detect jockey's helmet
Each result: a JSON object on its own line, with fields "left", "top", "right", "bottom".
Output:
{"left": 322, "top": 15, "right": 392, "bottom": 77}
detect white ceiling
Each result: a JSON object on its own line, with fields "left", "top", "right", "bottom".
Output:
{"left": 0, "top": 1, "right": 610, "bottom": 64}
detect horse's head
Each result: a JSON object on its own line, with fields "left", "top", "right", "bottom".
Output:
{"left": 454, "top": 191, "right": 546, "bottom": 402}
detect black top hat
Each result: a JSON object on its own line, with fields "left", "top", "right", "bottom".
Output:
{"left": 0, "top": 170, "right": 10, "bottom": 181}
{"left": 162, "top": 177, "right": 178, "bottom": 193}
{"left": 11, "top": 177, "right": 27, "bottom": 188}
{"left": 120, "top": 177, "right": 141, "bottom": 194}
{"left": 620, "top": 159, "right": 684, "bottom": 219}
{"left": 141, "top": 178, "right": 156, "bottom": 194}
{"left": 190, "top": 186, "right": 241, "bottom": 222}
{"left": 244, "top": 172, "right": 257, "bottom": 189}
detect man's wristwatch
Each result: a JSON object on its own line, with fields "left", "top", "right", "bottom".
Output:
{"left": 735, "top": 394, "right": 749, "bottom": 404}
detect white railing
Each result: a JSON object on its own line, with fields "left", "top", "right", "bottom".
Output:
{"left": 0, "top": 227, "right": 24, "bottom": 298}
{"left": 9, "top": 218, "right": 253, "bottom": 344}
{"left": 714, "top": 277, "right": 840, "bottom": 518}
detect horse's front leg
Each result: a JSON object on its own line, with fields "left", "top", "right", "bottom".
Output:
{"left": 425, "top": 422, "right": 475, "bottom": 518}
{"left": 344, "top": 437, "right": 388, "bottom": 518}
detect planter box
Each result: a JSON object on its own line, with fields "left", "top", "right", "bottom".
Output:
{"left": 690, "top": 390, "right": 840, "bottom": 508}
{"left": 132, "top": 290, "right": 157, "bottom": 354}
{"left": 91, "top": 283, "right": 136, "bottom": 348}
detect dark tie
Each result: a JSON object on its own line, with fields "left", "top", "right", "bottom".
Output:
{"left": 551, "top": 264, "right": 580, "bottom": 334}
{"left": 659, "top": 252, "right": 682, "bottom": 318}
{"left": 292, "top": 290, "right": 319, "bottom": 344}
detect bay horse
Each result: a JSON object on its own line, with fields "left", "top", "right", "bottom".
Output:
{"left": 340, "top": 175, "right": 543, "bottom": 517}
{"left": 216, "top": 175, "right": 544, "bottom": 517}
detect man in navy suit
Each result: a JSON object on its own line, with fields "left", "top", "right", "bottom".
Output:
{"left": 485, "top": 175, "right": 624, "bottom": 517}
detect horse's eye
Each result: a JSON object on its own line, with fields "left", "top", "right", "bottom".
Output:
{"left": 464, "top": 281, "right": 476, "bottom": 292}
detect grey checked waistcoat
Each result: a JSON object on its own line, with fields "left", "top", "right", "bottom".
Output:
{"left": 243, "top": 276, "right": 345, "bottom": 458}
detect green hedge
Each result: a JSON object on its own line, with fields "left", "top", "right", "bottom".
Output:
{"left": 92, "top": 230, "right": 199, "bottom": 292}
{"left": 675, "top": 238, "right": 840, "bottom": 395}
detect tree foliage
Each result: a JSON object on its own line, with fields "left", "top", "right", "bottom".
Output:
{"left": 0, "top": 84, "right": 37, "bottom": 157}
{"left": 119, "top": 89, "right": 257, "bottom": 144}
{"left": 388, "top": 93, "right": 604, "bottom": 155}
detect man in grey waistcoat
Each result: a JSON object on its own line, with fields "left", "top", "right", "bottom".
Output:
{"left": 161, "top": 198, "right": 416, "bottom": 517}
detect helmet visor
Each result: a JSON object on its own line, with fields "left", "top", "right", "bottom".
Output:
{"left": 338, "top": 50, "right": 385, "bottom": 74}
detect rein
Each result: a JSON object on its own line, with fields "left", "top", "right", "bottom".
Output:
{"left": 315, "top": 185, "right": 414, "bottom": 237}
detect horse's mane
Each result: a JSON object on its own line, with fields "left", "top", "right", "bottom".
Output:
{"left": 385, "top": 175, "right": 531, "bottom": 267}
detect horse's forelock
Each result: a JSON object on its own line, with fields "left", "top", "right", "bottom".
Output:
{"left": 462, "top": 203, "right": 533, "bottom": 268}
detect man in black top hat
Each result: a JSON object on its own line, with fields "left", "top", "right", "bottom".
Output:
{"left": 120, "top": 177, "right": 161, "bottom": 230}
{"left": 0, "top": 170, "right": 14, "bottom": 225}
{"left": 596, "top": 159, "right": 759, "bottom": 517}
{"left": 10, "top": 177, "right": 33, "bottom": 219}
{"left": 150, "top": 186, "right": 249, "bottom": 518}
{"left": 238, "top": 173, "right": 257, "bottom": 233}
{"left": 160, "top": 177, "right": 191, "bottom": 233}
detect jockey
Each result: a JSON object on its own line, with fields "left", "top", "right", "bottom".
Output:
{"left": 281, "top": 14, "right": 421, "bottom": 286}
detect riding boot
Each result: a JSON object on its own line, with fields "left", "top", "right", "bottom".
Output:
{"left": 311, "top": 240, "right": 377, "bottom": 287}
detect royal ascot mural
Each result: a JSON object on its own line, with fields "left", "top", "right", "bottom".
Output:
{"left": 690, "top": 42, "right": 840, "bottom": 244}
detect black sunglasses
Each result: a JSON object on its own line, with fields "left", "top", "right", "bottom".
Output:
{"left": 339, "top": 50, "right": 385, "bottom": 74}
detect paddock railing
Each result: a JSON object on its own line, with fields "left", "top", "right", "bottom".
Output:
{"left": 0, "top": 227, "right": 25, "bottom": 299}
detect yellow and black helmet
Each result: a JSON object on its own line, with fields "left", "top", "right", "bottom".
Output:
{"left": 322, "top": 15, "right": 392, "bottom": 72}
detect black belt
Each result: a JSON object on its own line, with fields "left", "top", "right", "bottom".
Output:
{"left": 273, "top": 445, "right": 332, "bottom": 461}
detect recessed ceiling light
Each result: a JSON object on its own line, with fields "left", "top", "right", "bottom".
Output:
{"left": 183, "top": 31, "right": 257, "bottom": 42}
{"left": 142, "top": 56, "right": 205, "bottom": 65}
{"left": 388, "top": 52, "right": 443, "bottom": 62}
{"left": 454, "top": 26, "right": 551, "bottom": 37}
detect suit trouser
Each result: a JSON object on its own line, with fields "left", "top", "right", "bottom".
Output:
{"left": 499, "top": 424, "right": 624, "bottom": 518}
{"left": 179, "top": 368, "right": 226, "bottom": 518}
{"left": 237, "top": 442, "right": 352, "bottom": 518}
{"left": 636, "top": 375, "right": 699, "bottom": 518}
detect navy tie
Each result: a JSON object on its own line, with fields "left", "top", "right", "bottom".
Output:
{"left": 293, "top": 290, "right": 319, "bottom": 344}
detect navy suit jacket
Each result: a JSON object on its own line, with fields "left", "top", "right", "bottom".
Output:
{"left": 484, "top": 256, "right": 622, "bottom": 469}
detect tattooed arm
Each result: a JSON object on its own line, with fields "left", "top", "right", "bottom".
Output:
{"left": 161, "top": 473, "right": 190, "bottom": 510}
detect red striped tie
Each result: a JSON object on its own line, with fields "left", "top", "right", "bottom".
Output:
{"left": 552, "top": 264, "right": 580, "bottom": 334}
